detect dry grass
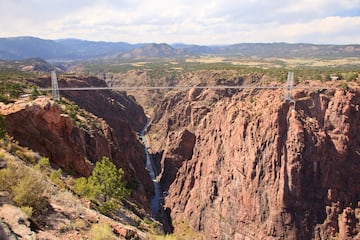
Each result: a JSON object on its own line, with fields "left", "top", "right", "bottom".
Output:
{"left": 185, "top": 57, "right": 226, "bottom": 63}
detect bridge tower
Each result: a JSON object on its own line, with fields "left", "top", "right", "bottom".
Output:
{"left": 285, "top": 72, "right": 294, "bottom": 101}
{"left": 51, "top": 70, "right": 60, "bottom": 101}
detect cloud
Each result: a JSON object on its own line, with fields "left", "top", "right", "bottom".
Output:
{"left": 0, "top": 0, "right": 359, "bottom": 44}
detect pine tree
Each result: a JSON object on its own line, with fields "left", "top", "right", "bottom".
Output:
{"left": 87, "top": 156, "right": 129, "bottom": 202}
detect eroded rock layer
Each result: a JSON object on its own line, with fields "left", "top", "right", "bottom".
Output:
{"left": 149, "top": 82, "right": 360, "bottom": 239}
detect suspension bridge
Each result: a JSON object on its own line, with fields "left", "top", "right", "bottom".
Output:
{"left": 44, "top": 71, "right": 329, "bottom": 102}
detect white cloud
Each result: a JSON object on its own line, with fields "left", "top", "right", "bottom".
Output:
{"left": 0, "top": 0, "right": 360, "bottom": 44}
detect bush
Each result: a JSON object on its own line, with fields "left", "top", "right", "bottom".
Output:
{"left": 90, "top": 223, "right": 115, "bottom": 240}
{"left": 15, "top": 149, "right": 38, "bottom": 164}
{"left": 50, "top": 168, "right": 65, "bottom": 189}
{"left": 12, "top": 171, "right": 47, "bottom": 210}
{"left": 0, "top": 162, "right": 48, "bottom": 214}
{"left": 98, "top": 200, "right": 116, "bottom": 216}
{"left": 73, "top": 177, "right": 97, "bottom": 199}
{"left": 35, "top": 157, "right": 50, "bottom": 171}
{"left": 0, "top": 161, "right": 22, "bottom": 192}
{"left": 30, "top": 86, "right": 40, "bottom": 99}
{"left": 341, "top": 82, "right": 349, "bottom": 89}
{"left": 20, "top": 206, "right": 33, "bottom": 218}
{"left": 0, "top": 94, "right": 13, "bottom": 104}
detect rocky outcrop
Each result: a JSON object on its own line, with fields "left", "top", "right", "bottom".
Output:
{"left": 0, "top": 204, "right": 36, "bottom": 239}
{"left": 0, "top": 97, "right": 95, "bottom": 176}
{"left": 0, "top": 91, "right": 152, "bottom": 210}
{"left": 148, "top": 81, "right": 360, "bottom": 239}
{"left": 34, "top": 76, "right": 152, "bottom": 209}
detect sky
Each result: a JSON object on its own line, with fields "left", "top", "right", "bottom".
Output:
{"left": 1, "top": 0, "right": 360, "bottom": 45}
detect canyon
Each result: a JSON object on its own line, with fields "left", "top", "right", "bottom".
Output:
{"left": 0, "top": 70, "right": 359, "bottom": 239}
{"left": 147, "top": 73, "right": 360, "bottom": 239}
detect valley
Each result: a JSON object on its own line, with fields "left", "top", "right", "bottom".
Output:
{"left": 0, "top": 50, "right": 359, "bottom": 239}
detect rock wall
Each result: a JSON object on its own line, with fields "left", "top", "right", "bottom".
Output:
{"left": 1, "top": 75, "right": 153, "bottom": 210}
{"left": 148, "top": 84, "right": 360, "bottom": 239}
{"left": 55, "top": 76, "right": 153, "bottom": 208}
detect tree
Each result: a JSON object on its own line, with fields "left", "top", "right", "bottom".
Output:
{"left": 88, "top": 156, "right": 129, "bottom": 202}
{"left": 30, "top": 86, "right": 40, "bottom": 99}
{"left": 73, "top": 157, "right": 129, "bottom": 204}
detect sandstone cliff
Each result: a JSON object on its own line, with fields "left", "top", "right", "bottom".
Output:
{"left": 148, "top": 78, "right": 360, "bottom": 239}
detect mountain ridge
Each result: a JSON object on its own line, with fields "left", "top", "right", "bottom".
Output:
{"left": 1, "top": 36, "right": 360, "bottom": 60}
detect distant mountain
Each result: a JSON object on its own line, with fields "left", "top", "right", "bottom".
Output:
{"left": 0, "top": 36, "right": 359, "bottom": 60}
{"left": 114, "top": 43, "right": 187, "bottom": 59}
{"left": 0, "top": 37, "right": 143, "bottom": 60}
{"left": 214, "top": 43, "right": 360, "bottom": 58}
{"left": 55, "top": 39, "right": 143, "bottom": 59}
{"left": 0, "top": 37, "right": 61, "bottom": 60}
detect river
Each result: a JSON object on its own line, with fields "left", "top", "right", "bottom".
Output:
{"left": 140, "top": 118, "right": 161, "bottom": 218}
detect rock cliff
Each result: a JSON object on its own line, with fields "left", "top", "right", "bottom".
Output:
{"left": 1, "top": 75, "right": 153, "bottom": 210}
{"left": 148, "top": 78, "right": 360, "bottom": 239}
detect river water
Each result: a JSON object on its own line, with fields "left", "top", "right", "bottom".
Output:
{"left": 140, "top": 118, "right": 161, "bottom": 218}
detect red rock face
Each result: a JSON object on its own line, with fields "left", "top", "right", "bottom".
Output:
{"left": 149, "top": 85, "right": 360, "bottom": 239}
{"left": 1, "top": 75, "right": 153, "bottom": 211}
{"left": 37, "top": 76, "right": 152, "bottom": 210}
{"left": 1, "top": 98, "right": 94, "bottom": 176}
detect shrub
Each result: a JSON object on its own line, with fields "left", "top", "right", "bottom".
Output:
{"left": 0, "top": 162, "right": 48, "bottom": 214}
{"left": 341, "top": 82, "right": 349, "bottom": 89}
{"left": 20, "top": 206, "right": 33, "bottom": 218}
{"left": 15, "top": 149, "right": 38, "bottom": 164}
{"left": 0, "top": 161, "right": 22, "bottom": 191}
{"left": 50, "top": 168, "right": 66, "bottom": 189}
{"left": 0, "top": 94, "right": 13, "bottom": 104}
{"left": 12, "top": 171, "right": 47, "bottom": 211}
{"left": 30, "top": 86, "right": 40, "bottom": 99}
{"left": 90, "top": 223, "right": 115, "bottom": 240}
{"left": 98, "top": 200, "right": 116, "bottom": 216}
{"left": 35, "top": 157, "right": 50, "bottom": 171}
{"left": 72, "top": 219, "right": 88, "bottom": 231}
{"left": 73, "top": 177, "right": 96, "bottom": 199}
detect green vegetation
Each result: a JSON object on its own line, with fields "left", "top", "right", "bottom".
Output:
{"left": 30, "top": 86, "right": 40, "bottom": 99}
{"left": 0, "top": 81, "right": 26, "bottom": 103}
{"left": 0, "top": 160, "right": 48, "bottom": 215}
{"left": 35, "top": 157, "right": 50, "bottom": 171}
{"left": 0, "top": 114, "right": 6, "bottom": 139}
{"left": 90, "top": 223, "right": 115, "bottom": 240}
{"left": 20, "top": 206, "right": 33, "bottom": 218}
{"left": 81, "top": 57, "right": 360, "bottom": 84}
{"left": 73, "top": 156, "right": 130, "bottom": 215}
{"left": 341, "top": 82, "right": 349, "bottom": 89}
{"left": 61, "top": 100, "right": 80, "bottom": 121}
{"left": 50, "top": 168, "right": 66, "bottom": 189}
